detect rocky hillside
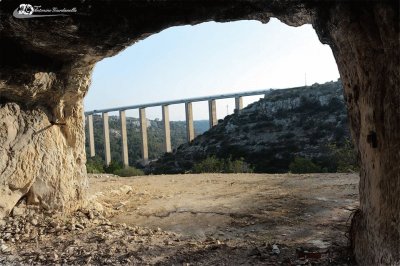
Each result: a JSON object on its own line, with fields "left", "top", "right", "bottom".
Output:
{"left": 149, "top": 81, "right": 353, "bottom": 173}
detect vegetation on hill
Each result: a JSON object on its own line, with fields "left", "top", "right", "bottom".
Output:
{"left": 148, "top": 81, "right": 359, "bottom": 174}
{"left": 193, "top": 156, "right": 253, "bottom": 173}
{"left": 86, "top": 156, "right": 144, "bottom": 176}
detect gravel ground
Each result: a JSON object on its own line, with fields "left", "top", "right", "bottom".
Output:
{"left": 1, "top": 173, "right": 358, "bottom": 265}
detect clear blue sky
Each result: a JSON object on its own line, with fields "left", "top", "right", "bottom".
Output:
{"left": 84, "top": 18, "right": 340, "bottom": 120}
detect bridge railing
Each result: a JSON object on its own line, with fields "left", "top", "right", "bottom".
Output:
{"left": 84, "top": 89, "right": 271, "bottom": 167}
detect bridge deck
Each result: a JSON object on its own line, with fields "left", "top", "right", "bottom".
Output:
{"left": 84, "top": 88, "right": 271, "bottom": 115}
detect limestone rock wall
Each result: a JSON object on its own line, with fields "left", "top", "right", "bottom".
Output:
{"left": 0, "top": 65, "right": 93, "bottom": 217}
{"left": 313, "top": 3, "right": 400, "bottom": 264}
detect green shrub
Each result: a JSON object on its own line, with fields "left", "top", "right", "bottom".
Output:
{"left": 104, "top": 161, "right": 123, "bottom": 174}
{"left": 86, "top": 156, "right": 105, "bottom": 174}
{"left": 328, "top": 139, "right": 359, "bottom": 172}
{"left": 193, "top": 156, "right": 224, "bottom": 173}
{"left": 225, "top": 158, "right": 253, "bottom": 173}
{"left": 114, "top": 167, "right": 144, "bottom": 177}
{"left": 86, "top": 157, "right": 146, "bottom": 176}
{"left": 193, "top": 156, "right": 253, "bottom": 173}
{"left": 289, "top": 157, "right": 322, "bottom": 174}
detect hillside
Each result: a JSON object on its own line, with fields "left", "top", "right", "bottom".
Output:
{"left": 149, "top": 81, "right": 356, "bottom": 173}
{"left": 85, "top": 117, "right": 209, "bottom": 165}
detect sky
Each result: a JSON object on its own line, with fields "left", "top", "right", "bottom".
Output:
{"left": 84, "top": 18, "right": 340, "bottom": 120}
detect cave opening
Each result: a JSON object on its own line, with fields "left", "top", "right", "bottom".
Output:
{"left": 84, "top": 18, "right": 344, "bottom": 171}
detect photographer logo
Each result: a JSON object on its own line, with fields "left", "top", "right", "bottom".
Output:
{"left": 13, "top": 4, "right": 77, "bottom": 18}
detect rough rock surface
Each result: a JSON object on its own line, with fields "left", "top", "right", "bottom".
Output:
{"left": 0, "top": 66, "right": 91, "bottom": 218}
{"left": 0, "top": 1, "right": 398, "bottom": 264}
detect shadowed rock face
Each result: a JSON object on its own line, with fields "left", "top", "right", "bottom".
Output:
{"left": 0, "top": 1, "right": 398, "bottom": 264}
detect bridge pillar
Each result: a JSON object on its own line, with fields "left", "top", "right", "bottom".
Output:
{"left": 185, "top": 102, "right": 194, "bottom": 142}
{"left": 235, "top": 96, "right": 243, "bottom": 113}
{"left": 162, "top": 105, "right": 172, "bottom": 153}
{"left": 208, "top": 99, "right": 217, "bottom": 128}
{"left": 102, "top": 112, "right": 111, "bottom": 166}
{"left": 87, "top": 114, "right": 95, "bottom": 157}
{"left": 119, "top": 110, "right": 129, "bottom": 167}
{"left": 139, "top": 108, "right": 149, "bottom": 163}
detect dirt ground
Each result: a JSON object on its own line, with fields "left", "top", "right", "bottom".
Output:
{"left": 0, "top": 173, "right": 359, "bottom": 265}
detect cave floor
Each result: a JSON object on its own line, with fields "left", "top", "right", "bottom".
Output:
{"left": 1, "top": 173, "right": 358, "bottom": 265}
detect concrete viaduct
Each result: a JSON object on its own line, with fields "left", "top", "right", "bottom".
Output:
{"left": 84, "top": 89, "right": 271, "bottom": 167}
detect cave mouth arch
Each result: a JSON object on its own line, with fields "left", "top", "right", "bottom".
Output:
{"left": 0, "top": 2, "right": 398, "bottom": 265}
{"left": 84, "top": 18, "right": 341, "bottom": 164}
